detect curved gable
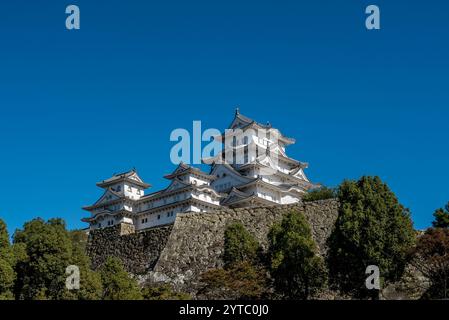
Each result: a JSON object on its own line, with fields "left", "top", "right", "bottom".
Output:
{"left": 164, "top": 178, "right": 190, "bottom": 193}
{"left": 92, "top": 189, "right": 122, "bottom": 206}
{"left": 210, "top": 164, "right": 253, "bottom": 191}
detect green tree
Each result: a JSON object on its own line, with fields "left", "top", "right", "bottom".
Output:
{"left": 0, "top": 261, "right": 15, "bottom": 300}
{"left": 13, "top": 218, "right": 102, "bottom": 300}
{"left": 328, "top": 176, "right": 416, "bottom": 298}
{"left": 432, "top": 202, "right": 449, "bottom": 228}
{"left": 302, "top": 186, "right": 337, "bottom": 202}
{"left": 142, "top": 284, "right": 190, "bottom": 300}
{"left": 99, "top": 256, "right": 142, "bottom": 300}
{"left": 0, "top": 219, "right": 15, "bottom": 299}
{"left": 199, "top": 223, "right": 268, "bottom": 299}
{"left": 268, "top": 210, "right": 327, "bottom": 300}
{"left": 199, "top": 261, "right": 268, "bottom": 300}
{"left": 223, "top": 222, "right": 260, "bottom": 267}
{"left": 13, "top": 218, "right": 73, "bottom": 299}
{"left": 0, "top": 219, "right": 11, "bottom": 256}
{"left": 412, "top": 228, "right": 449, "bottom": 299}
{"left": 62, "top": 230, "right": 103, "bottom": 300}
{"left": 0, "top": 219, "right": 15, "bottom": 265}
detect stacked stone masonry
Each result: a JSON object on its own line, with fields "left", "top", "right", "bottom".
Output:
{"left": 87, "top": 199, "right": 339, "bottom": 294}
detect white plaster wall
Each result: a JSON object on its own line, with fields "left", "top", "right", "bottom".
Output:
{"left": 142, "top": 191, "right": 190, "bottom": 210}
{"left": 122, "top": 217, "right": 133, "bottom": 224}
{"left": 211, "top": 166, "right": 248, "bottom": 192}
{"left": 256, "top": 186, "right": 280, "bottom": 203}
{"left": 280, "top": 194, "right": 300, "bottom": 204}
{"left": 192, "top": 192, "right": 220, "bottom": 206}
{"left": 189, "top": 205, "right": 201, "bottom": 212}
{"left": 124, "top": 183, "right": 145, "bottom": 200}
{"left": 90, "top": 215, "right": 123, "bottom": 230}
{"left": 188, "top": 175, "right": 209, "bottom": 186}
{"left": 136, "top": 209, "right": 178, "bottom": 229}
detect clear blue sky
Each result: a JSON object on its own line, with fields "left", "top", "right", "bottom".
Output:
{"left": 0, "top": 0, "right": 448, "bottom": 235}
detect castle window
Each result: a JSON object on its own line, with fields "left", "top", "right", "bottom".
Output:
{"left": 98, "top": 223, "right": 101, "bottom": 228}
{"left": 157, "top": 215, "right": 161, "bottom": 220}
{"left": 116, "top": 185, "right": 121, "bottom": 192}
{"left": 167, "top": 211, "right": 174, "bottom": 218}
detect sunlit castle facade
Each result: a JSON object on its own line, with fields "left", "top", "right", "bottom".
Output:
{"left": 82, "top": 165, "right": 222, "bottom": 230}
{"left": 82, "top": 110, "right": 318, "bottom": 231}
{"left": 204, "top": 109, "right": 317, "bottom": 207}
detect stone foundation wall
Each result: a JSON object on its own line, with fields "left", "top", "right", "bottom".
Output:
{"left": 86, "top": 200, "right": 339, "bottom": 293}
{"left": 87, "top": 224, "right": 173, "bottom": 274}
{"left": 148, "top": 200, "right": 339, "bottom": 293}
{"left": 86, "top": 199, "right": 429, "bottom": 299}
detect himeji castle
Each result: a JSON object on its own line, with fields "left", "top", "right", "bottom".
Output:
{"left": 82, "top": 109, "right": 318, "bottom": 231}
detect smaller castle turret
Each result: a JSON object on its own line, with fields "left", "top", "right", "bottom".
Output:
{"left": 82, "top": 170, "right": 150, "bottom": 230}
{"left": 82, "top": 165, "right": 223, "bottom": 231}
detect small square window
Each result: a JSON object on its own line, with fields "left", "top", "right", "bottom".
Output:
{"left": 157, "top": 215, "right": 161, "bottom": 220}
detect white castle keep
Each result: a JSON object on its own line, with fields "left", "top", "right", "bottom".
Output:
{"left": 82, "top": 110, "right": 318, "bottom": 231}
